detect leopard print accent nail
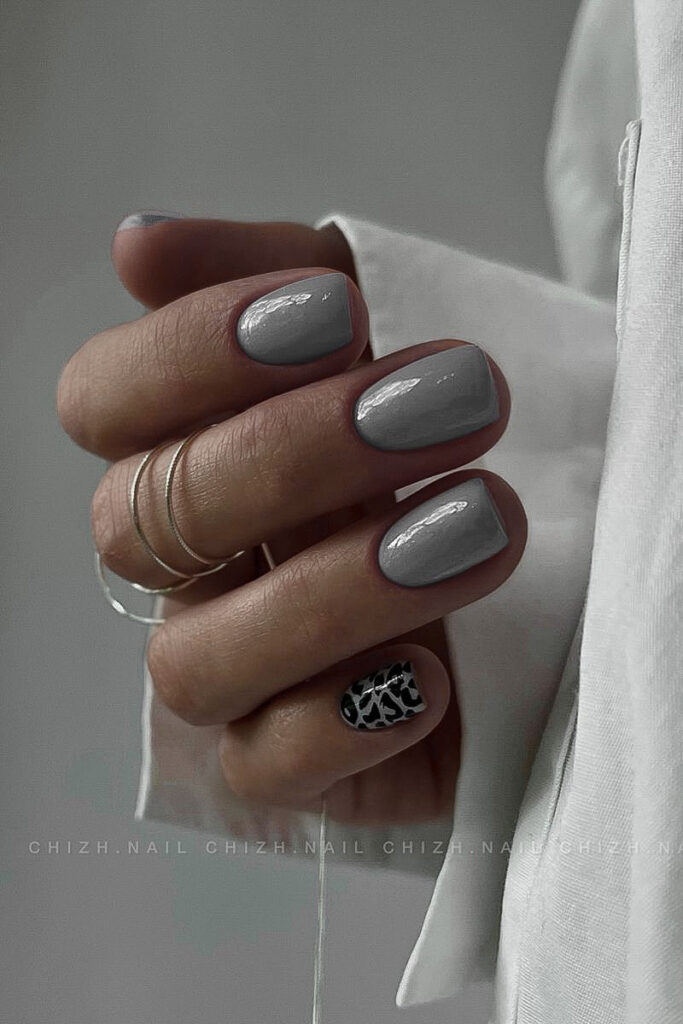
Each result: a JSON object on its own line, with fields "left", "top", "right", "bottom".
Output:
{"left": 339, "top": 660, "right": 425, "bottom": 730}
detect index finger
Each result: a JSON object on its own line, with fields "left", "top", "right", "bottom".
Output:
{"left": 57, "top": 268, "right": 368, "bottom": 460}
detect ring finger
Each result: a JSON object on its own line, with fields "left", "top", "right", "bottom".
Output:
{"left": 147, "top": 468, "right": 526, "bottom": 725}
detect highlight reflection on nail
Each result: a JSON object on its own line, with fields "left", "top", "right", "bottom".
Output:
{"left": 340, "top": 660, "right": 425, "bottom": 730}
{"left": 236, "top": 273, "right": 353, "bottom": 365}
{"left": 354, "top": 345, "right": 499, "bottom": 451}
{"left": 378, "top": 477, "right": 509, "bottom": 587}
{"left": 388, "top": 498, "right": 470, "bottom": 548}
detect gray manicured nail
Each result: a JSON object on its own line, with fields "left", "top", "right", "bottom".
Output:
{"left": 354, "top": 345, "right": 499, "bottom": 451}
{"left": 116, "top": 210, "right": 184, "bottom": 231}
{"left": 378, "top": 477, "right": 509, "bottom": 587}
{"left": 236, "top": 273, "right": 352, "bottom": 365}
{"left": 340, "top": 660, "right": 425, "bottom": 730}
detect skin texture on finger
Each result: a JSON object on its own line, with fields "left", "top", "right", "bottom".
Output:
{"left": 160, "top": 547, "right": 259, "bottom": 613}
{"left": 217, "top": 642, "right": 453, "bottom": 825}
{"left": 158, "top": 514, "right": 460, "bottom": 824}
{"left": 93, "top": 340, "right": 509, "bottom": 588}
{"left": 146, "top": 469, "right": 526, "bottom": 725}
{"left": 112, "top": 218, "right": 358, "bottom": 310}
{"left": 57, "top": 267, "right": 369, "bottom": 459}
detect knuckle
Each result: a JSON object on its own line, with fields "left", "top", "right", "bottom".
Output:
{"left": 199, "top": 289, "right": 238, "bottom": 361}
{"left": 141, "top": 291, "right": 224, "bottom": 386}
{"left": 138, "top": 304, "right": 187, "bottom": 384}
{"left": 206, "top": 401, "right": 300, "bottom": 541}
{"left": 57, "top": 337, "right": 123, "bottom": 456}
{"left": 56, "top": 355, "right": 91, "bottom": 449}
{"left": 271, "top": 736, "right": 317, "bottom": 793}
{"left": 90, "top": 465, "right": 129, "bottom": 568}
{"left": 218, "top": 741, "right": 258, "bottom": 801}
{"left": 268, "top": 557, "right": 331, "bottom": 651}
{"left": 218, "top": 732, "right": 315, "bottom": 806}
{"left": 232, "top": 402, "right": 294, "bottom": 498}
{"left": 147, "top": 629, "right": 209, "bottom": 726}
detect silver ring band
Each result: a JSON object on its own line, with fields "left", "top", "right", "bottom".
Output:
{"left": 129, "top": 438, "right": 235, "bottom": 581}
{"left": 129, "top": 443, "right": 197, "bottom": 580}
{"left": 164, "top": 427, "right": 221, "bottom": 567}
{"left": 96, "top": 427, "right": 271, "bottom": 626}
{"left": 95, "top": 551, "right": 189, "bottom": 626}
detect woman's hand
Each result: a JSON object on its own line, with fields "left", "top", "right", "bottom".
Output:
{"left": 57, "top": 215, "right": 526, "bottom": 826}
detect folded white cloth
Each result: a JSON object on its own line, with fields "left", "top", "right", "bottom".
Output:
{"left": 495, "top": 1, "right": 683, "bottom": 1019}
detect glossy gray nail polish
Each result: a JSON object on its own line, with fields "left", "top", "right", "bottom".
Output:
{"left": 116, "top": 210, "right": 184, "bottom": 231}
{"left": 354, "top": 345, "right": 499, "bottom": 451}
{"left": 340, "top": 660, "right": 426, "bottom": 730}
{"left": 378, "top": 477, "right": 509, "bottom": 587}
{"left": 236, "top": 273, "right": 352, "bottom": 365}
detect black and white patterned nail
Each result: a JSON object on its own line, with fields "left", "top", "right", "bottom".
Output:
{"left": 339, "top": 660, "right": 426, "bottom": 730}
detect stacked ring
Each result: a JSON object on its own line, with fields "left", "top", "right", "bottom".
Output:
{"left": 95, "top": 425, "right": 256, "bottom": 625}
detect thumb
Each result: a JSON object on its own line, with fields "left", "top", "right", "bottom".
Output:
{"left": 111, "top": 213, "right": 357, "bottom": 310}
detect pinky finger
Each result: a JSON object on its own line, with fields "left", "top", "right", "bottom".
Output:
{"left": 217, "top": 643, "right": 451, "bottom": 821}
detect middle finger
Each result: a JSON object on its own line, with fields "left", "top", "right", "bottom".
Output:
{"left": 93, "top": 339, "right": 509, "bottom": 587}
{"left": 58, "top": 267, "right": 369, "bottom": 459}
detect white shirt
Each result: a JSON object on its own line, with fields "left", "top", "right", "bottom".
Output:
{"left": 137, "top": 0, "right": 683, "bottom": 1019}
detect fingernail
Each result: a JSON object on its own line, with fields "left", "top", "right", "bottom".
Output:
{"left": 378, "top": 477, "right": 509, "bottom": 587}
{"left": 354, "top": 345, "right": 499, "bottom": 451}
{"left": 236, "top": 273, "right": 353, "bottom": 365}
{"left": 116, "top": 210, "right": 184, "bottom": 231}
{"left": 340, "top": 660, "right": 425, "bottom": 730}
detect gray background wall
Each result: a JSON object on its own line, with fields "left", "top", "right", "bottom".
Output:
{"left": 1, "top": 1, "right": 580, "bottom": 1021}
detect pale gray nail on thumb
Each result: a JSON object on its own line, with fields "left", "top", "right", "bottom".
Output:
{"left": 236, "top": 273, "right": 353, "bottom": 365}
{"left": 116, "top": 210, "right": 185, "bottom": 231}
{"left": 354, "top": 344, "right": 499, "bottom": 451}
{"left": 378, "top": 477, "right": 509, "bottom": 587}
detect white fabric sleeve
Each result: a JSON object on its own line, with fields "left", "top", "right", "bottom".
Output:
{"left": 545, "top": 0, "right": 637, "bottom": 301}
{"left": 496, "top": 1, "right": 683, "bottom": 1019}
{"left": 135, "top": 213, "right": 617, "bottom": 999}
